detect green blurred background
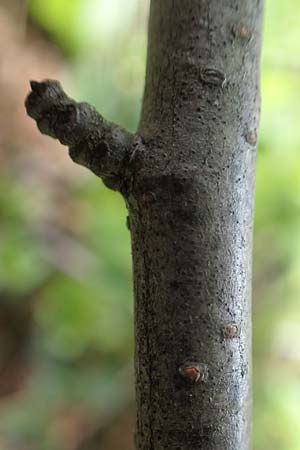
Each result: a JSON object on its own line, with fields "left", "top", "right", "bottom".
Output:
{"left": 0, "top": 0, "right": 299, "bottom": 449}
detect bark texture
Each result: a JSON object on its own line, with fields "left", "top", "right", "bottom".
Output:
{"left": 25, "top": 1, "right": 263, "bottom": 449}
{"left": 25, "top": 80, "right": 134, "bottom": 190}
{"left": 130, "top": 2, "right": 263, "bottom": 449}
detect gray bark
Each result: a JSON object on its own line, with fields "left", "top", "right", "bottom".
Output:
{"left": 25, "top": 1, "right": 263, "bottom": 449}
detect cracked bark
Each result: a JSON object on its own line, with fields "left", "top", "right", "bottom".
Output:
{"left": 25, "top": 1, "right": 263, "bottom": 449}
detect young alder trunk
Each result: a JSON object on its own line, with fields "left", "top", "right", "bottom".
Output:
{"left": 25, "top": 1, "right": 263, "bottom": 449}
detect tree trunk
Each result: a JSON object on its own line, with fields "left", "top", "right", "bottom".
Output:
{"left": 130, "top": 2, "right": 263, "bottom": 449}
{"left": 25, "top": 1, "right": 263, "bottom": 449}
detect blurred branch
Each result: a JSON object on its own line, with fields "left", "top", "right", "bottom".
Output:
{"left": 25, "top": 80, "right": 135, "bottom": 191}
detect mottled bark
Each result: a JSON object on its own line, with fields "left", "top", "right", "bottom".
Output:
{"left": 25, "top": 1, "right": 263, "bottom": 449}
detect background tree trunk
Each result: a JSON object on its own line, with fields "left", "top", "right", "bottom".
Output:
{"left": 129, "top": 1, "right": 263, "bottom": 449}
{"left": 25, "top": 1, "right": 264, "bottom": 449}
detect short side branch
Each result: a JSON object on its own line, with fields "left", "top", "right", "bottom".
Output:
{"left": 25, "top": 80, "right": 134, "bottom": 190}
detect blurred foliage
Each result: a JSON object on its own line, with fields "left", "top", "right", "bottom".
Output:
{"left": 253, "top": 1, "right": 300, "bottom": 449}
{"left": 0, "top": 0, "right": 299, "bottom": 449}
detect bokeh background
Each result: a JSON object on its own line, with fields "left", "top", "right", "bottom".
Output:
{"left": 0, "top": 0, "right": 299, "bottom": 449}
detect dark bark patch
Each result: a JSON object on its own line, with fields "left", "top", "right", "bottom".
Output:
{"left": 126, "top": 215, "right": 131, "bottom": 230}
{"left": 96, "top": 140, "right": 110, "bottom": 157}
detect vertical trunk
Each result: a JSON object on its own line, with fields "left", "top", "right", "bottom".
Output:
{"left": 24, "top": 0, "right": 264, "bottom": 448}
{"left": 129, "top": 1, "right": 263, "bottom": 449}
